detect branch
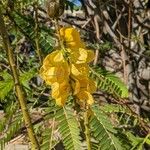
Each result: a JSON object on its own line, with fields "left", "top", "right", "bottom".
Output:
{"left": 84, "top": 106, "right": 91, "bottom": 150}
{"left": 34, "top": 3, "right": 43, "bottom": 64}
{"left": 0, "top": 8, "right": 40, "bottom": 149}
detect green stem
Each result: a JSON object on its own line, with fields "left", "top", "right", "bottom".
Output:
{"left": 141, "top": 134, "right": 150, "bottom": 148}
{"left": 0, "top": 8, "right": 40, "bottom": 150}
{"left": 34, "top": 2, "right": 43, "bottom": 64}
{"left": 84, "top": 106, "right": 91, "bottom": 150}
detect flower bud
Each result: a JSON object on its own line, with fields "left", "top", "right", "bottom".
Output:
{"left": 45, "top": 0, "right": 64, "bottom": 18}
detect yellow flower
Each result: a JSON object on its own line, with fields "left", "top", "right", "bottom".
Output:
{"left": 40, "top": 26, "right": 96, "bottom": 106}
{"left": 55, "top": 95, "right": 69, "bottom": 106}
{"left": 40, "top": 50, "right": 70, "bottom": 85}
{"left": 60, "top": 27, "right": 84, "bottom": 48}
{"left": 70, "top": 63, "right": 89, "bottom": 79}
{"left": 72, "top": 78, "right": 95, "bottom": 105}
{"left": 77, "top": 91, "right": 94, "bottom": 105}
{"left": 68, "top": 48, "right": 95, "bottom": 64}
{"left": 40, "top": 64, "right": 69, "bottom": 85}
{"left": 71, "top": 77, "right": 96, "bottom": 96}
{"left": 42, "top": 50, "right": 65, "bottom": 67}
{"left": 60, "top": 27, "right": 95, "bottom": 64}
{"left": 51, "top": 81, "right": 71, "bottom": 106}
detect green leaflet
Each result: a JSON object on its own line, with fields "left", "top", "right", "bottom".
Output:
{"left": 99, "top": 103, "right": 130, "bottom": 114}
{"left": 90, "top": 67, "right": 128, "bottom": 98}
{"left": 41, "top": 127, "right": 59, "bottom": 150}
{"left": 56, "top": 107, "right": 82, "bottom": 150}
{"left": 41, "top": 99, "right": 60, "bottom": 150}
{"left": 0, "top": 71, "right": 14, "bottom": 101}
{"left": 127, "top": 132, "right": 150, "bottom": 150}
{"left": 10, "top": 11, "right": 55, "bottom": 54}
{"left": 19, "top": 69, "right": 36, "bottom": 89}
{"left": 90, "top": 104, "right": 124, "bottom": 150}
{"left": 0, "top": 69, "right": 36, "bottom": 100}
{"left": 0, "top": 103, "right": 23, "bottom": 150}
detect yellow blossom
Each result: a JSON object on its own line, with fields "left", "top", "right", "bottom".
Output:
{"left": 51, "top": 81, "right": 70, "bottom": 100}
{"left": 40, "top": 26, "right": 96, "bottom": 106}
{"left": 40, "top": 64, "right": 69, "bottom": 85}
{"left": 40, "top": 50, "right": 70, "bottom": 85}
{"left": 68, "top": 48, "right": 95, "bottom": 64}
{"left": 77, "top": 91, "right": 94, "bottom": 105}
{"left": 70, "top": 63, "right": 89, "bottom": 78}
{"left": 71, "top": 77, "right": 96, "bottom": 96}
{"left": 42, "top": 50, "right": 65, "bottom": 67}
{"left": 75, "top": 78, "right": 96, "bottom": 93}
{"left": 51, "top": 81, "right": 70, "bottom": 106}
{"left": 55, "top": 94, "right": 70, "bottom": 106}
{"left": 60, "top": 27, "right": 85, "bottom": 49}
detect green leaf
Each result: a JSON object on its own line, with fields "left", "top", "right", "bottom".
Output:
{"left": 90, "top": 67, "right": 128, "bottom": 98}
{"left": 56, "top": 107, "right": 82, "bottom": 150}
{"left": 41, "top": 99, "right": 63, "bottom": 150}
{"left": 100, "top": 103, "right": 129, "bottom": 113}
{"left": 90, "top": 104, "right": 124, "bottom": 150}
{"left": 66, "top": 1, "right": 75, "bottom": 12}
{"left": 126, "top": 132, "right": 144, "bottom": 150}
{"left": 41, "top": 127, "right": 59, "bottom": 150}
{"left": 0, "top": 72, "right": 14, "bottom": 100}
{"left": 10, "top": 12, "right": 55, "bottom": 54}
{"left": 0, "top": 106, "right": 23, "bottom": 150}
{"left": 19, "top": 69, "right": 36, "bottom": 89}
{"left": 146, "top": 138, "right": 150, "bottom": 145}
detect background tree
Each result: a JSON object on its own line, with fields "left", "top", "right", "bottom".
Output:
{"left": 0, "top": 0, "right": 150, "bottom": 149}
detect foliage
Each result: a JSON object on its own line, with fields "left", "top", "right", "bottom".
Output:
{"left": 0, "top": 71, "right": 14, "bottom": 101}
{"left": 90, "top": 66, "right": 128, "bottom": 98}
{"left": 0, "top": 0, "right": 150, "bottom": 150}
{"left": 56, "top": 107, "right": 82, "bottom": 150}
{"left": 90, "top": 104, "right": 124, "bottom": 150}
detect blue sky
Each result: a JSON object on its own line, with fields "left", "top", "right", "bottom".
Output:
{"left": 69, "top": 0, "right": 81, "bottom": 6}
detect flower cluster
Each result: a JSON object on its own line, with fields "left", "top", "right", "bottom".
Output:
{"left": 40, "top": 27, "right": 96, "bottom": 106}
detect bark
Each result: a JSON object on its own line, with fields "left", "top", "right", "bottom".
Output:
{"left": 76, "top": 0, "right": 150, "bottom": 114}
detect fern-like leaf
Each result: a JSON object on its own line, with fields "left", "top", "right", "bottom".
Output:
{"left": 41, "top": 98, "right": 62, "bottom": 149}
{"left": 0, "top": 72, "right": 13, "bottom": 101}
{"left": 10, "top": 12, "right": 55, "bottom": 54}
{"left": 56, "top": 107, "right": 82, "bottom": 150}
{"left": 20, "top": 69, "right": 36, "bottom": 89}
{"left": 90, "top": 104, "right": 124, "bottom": 150}
{"left": 41, "top": 126, "right": 59, "bottom": 150}
{"left": 0, "top": 111, "right": 23, "bottom": 150}
{"left": 90, "top": 67, "right": 128, "bottom": 98}
{"left": 100, "top": 103, "right": 130, "bottom": 114}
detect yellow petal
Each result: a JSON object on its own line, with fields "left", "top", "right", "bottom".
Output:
{"left": 71, "top": 78, "right": 80, "bottom": 95}
{"left": 42, "top": 50, "right": 65, "bottom": 67}
{"left": 72, "top": 77, "right": 96, "bottom": 94}
{"left": 77, "top": 91, "right": 94, "bottom": 105}
{"left": 59, "top": 27, "right": 87, "bottom": 49}
{"left": 86, "top": 49, "right": 95, "bottom": 63}
{"left": 69, "top": 48, "right": 95, "bottom": 64}
{"left": 51, "top": 82, "right": 60, "bottom": 98}
{"left": 71, "top": 64, "right": 89, "bottom": 78}
{"left": 55, "top": 94, "right": 68, "bottom": 106}
{"left": 60, "top": 27, "right": 81, "bottom": 43}
{"left": 40, "top": 54, "right": 70, "bottom": 85}
{"left": 52, "top": 81, "right": 70, "bottom": 106}
{"left": 66, "top": 41, "right": 85, "bottom": 49}
{"left": 87, "top": 78, "right": 97, "bottom": 93}
{"left": 40, "top": 64, "right": 69, "bottom": 85}
{"left": 51, "top": 81, "right": 70, "bottom": 99}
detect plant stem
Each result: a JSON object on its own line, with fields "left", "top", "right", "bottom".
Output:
{"left": 54, "top": 19, "right": 64, "bottom": 49}
{"left": 34, "top": 2, "right": 43, "bottom": 64}
{"left": 0, "top": 9, "right": 40, "bottom": 150}
{"left": 84, "top": 106, "right": 91, "bottom": 150}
